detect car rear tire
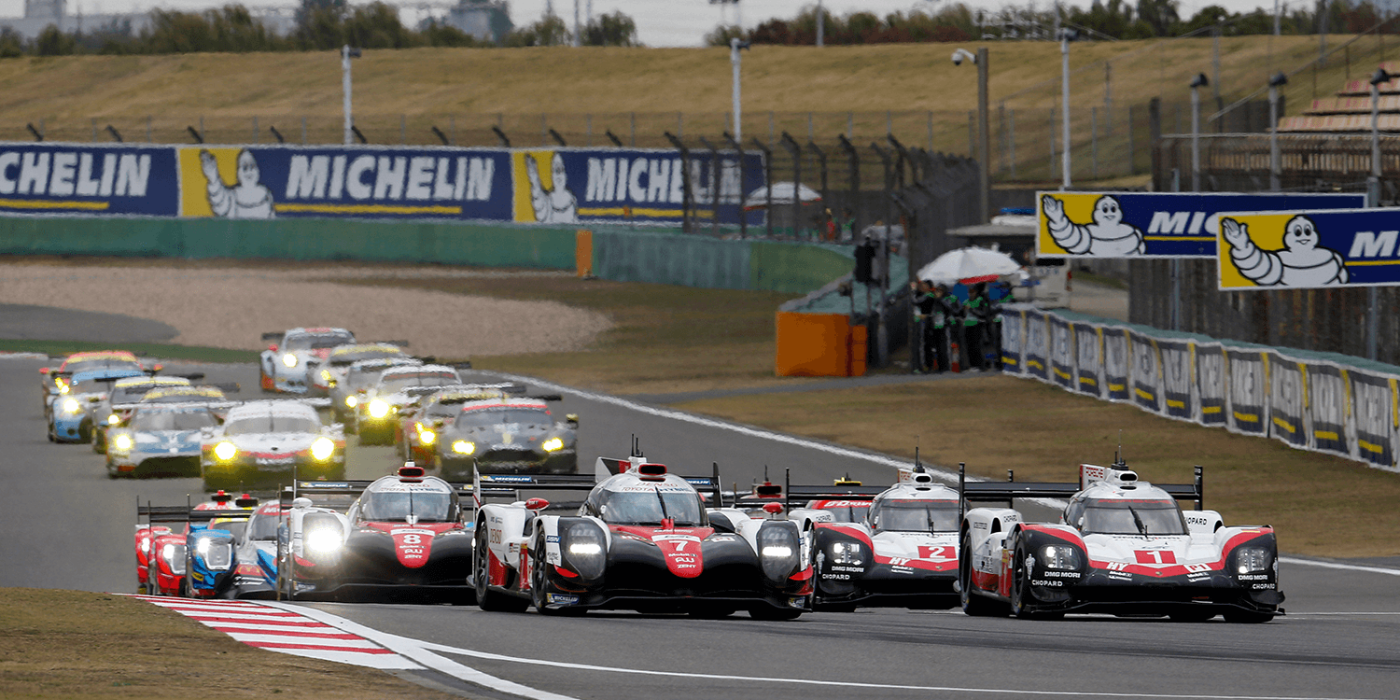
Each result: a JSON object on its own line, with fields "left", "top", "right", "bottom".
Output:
{"left": 474, "top": 526, "right": 528, "bottom": 613}
{"left": 959, "top": 532, "right": 1006, "bottom": 617}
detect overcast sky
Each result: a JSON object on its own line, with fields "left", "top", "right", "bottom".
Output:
{"left": 3, "top": 0, "right": 1308, "bottom": 47}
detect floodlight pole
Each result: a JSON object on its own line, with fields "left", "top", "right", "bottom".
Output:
{"left": 1190, "top": 73, "right": 1208, "bottom": 192}
{"left": 954, "top": 47, "right": 992, "bottom": 222}
{"left": 342, "top": 46, "right": 361, "bottom": 146}
{"left": 1269, "top": 72, "right": 1287, "bottom": 191}
{"left": 731, "top": 38, "right": 750, "bottom": 142}
{"left": 1367, "top": 68, "right": 1390, "bottom": 361}
{"left": 1060, "top": 30, "right": 1073, "bottom": 190}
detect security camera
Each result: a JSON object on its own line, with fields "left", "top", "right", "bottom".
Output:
{"left": 951, "top": 49, "right": 977, "bottom": 66}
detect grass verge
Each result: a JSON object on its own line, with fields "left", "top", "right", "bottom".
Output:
{"left": 0, "top": 339, "right": 259, "bottom": 364}
{"left": 0, "top": 589, "right": 456, "bottom": 700}
{"left": 675, "top": 375, "right": 1400, "bottom": 558}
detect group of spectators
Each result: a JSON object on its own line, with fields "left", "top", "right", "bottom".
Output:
{"left": 909, "top": 280, "right": 1009, "bottom": 373}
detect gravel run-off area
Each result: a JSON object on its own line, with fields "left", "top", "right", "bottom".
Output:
{"left": 0, "top": 264, "right": 612, "bottom": 358}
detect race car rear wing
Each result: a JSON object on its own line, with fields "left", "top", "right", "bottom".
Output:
{"left": 957, "top": 463, "right": 1204, "bottom": 519}
{"left": 138, "top": 504, "right": 258, "bottom": 524}
{"left": 474, "top": 459, "right": 722, "bottom": 509}
{"left": 280, "top": 478, "right": 517, "bottom": 508}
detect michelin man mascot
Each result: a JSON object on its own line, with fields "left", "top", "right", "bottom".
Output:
{"left": 1041, "top": 194, "right": 1145, "bottom": 256}
{"left": 201, "top": 149, "right": 274, "bottom": 219}
{"left": 526, "top": 152, "right": 578, "bottom": 224}
{"left": 1221, "top": 214, "right": 1348, "bottom": 287}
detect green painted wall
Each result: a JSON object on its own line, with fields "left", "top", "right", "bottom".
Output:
{"left": 0, "top": 217, "right": 578, "bottom": 269}
{"left": 590, "top": 227, "right": 855, "bottom": 294}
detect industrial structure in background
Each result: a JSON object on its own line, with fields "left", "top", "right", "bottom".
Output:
{"left": 0, "top": 0, "right": 511, "bottom": 41}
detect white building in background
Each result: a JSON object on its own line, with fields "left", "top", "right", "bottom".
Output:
{"left": 1, "top": 0, "right": 150, "bottom": 40}
{"left": 440, "top": 0, "right": 512, "bottom": 43}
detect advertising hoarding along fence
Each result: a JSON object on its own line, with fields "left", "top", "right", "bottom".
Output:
{"left": 1034, "top": 192, "right": 1364, "bottom": 259}
{"left": 1003, "top": 306, "right": 1400, "bottom": 472}
{"left": 0, "top": 142, "right": 766, "bottom": 227}
{"left": 1217, "top": 208, "right": 1400, "bottom": 290}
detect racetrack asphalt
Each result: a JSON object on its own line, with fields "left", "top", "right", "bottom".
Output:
{"left": 0, "top": 303, "right": 179, "bottom": 343}
{"left": 4, "top": 358, "right": 1399, "bottom": 700}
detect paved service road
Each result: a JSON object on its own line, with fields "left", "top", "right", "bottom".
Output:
{"left": 3, "top": 359, "right": 1398, "bottom": 700}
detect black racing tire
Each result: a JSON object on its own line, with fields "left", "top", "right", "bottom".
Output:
{"left": 77, "top": 419, "right": 92, "bottom": 444}
{"left": 474, "top": 526, "right": 528, "bottom": 613}
{"left": 106, "top": 458, "right": 120, "bottom": 479}
{"left": 1010, "top": 543, "right": 1064, "bottom": 621}
{"left": 46, "top": 422, "right": 57, "bottom": 443}
{"left": 748, "top": 605, "right": 802, "bottom": 621}
{"left": 959, "top": 531, "right": 1006, "bottom": 617}
{"left": 531, "top": 533, "right": 582, "bottom": 616}
{"left": 1223, "top": 609, "right": 1275, "bottom": 624}
{"left": 93, "top": 430, "right": 106, "bottom": 454}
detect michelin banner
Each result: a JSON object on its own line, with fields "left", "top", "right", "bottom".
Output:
{"left": 0, "top": 142, "right": 766, "bottom": 226}
{"left": 1217, "top": 208, "right": 1400, "bottom": 290}
{"left": 0, "top": 143, "right": 177, "bottom": 217}
{"left": 1035, "top": 192, "right": 1363, "bottom": 259}
{"left": 1002, "top": 307, "right": 1400, "bottom": 471}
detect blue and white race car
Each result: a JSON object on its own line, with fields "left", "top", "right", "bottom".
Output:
{"left": 91, "top": 376, "right": 197, "bottom": 454}
{"left": 48, "top": 367, "right": 146, "bottom": 443}
{"left": 259, "top": 327, "right": 356, "bottom": 394}
{"left": 106, "top": 403, "right": 223, "bottom": 479}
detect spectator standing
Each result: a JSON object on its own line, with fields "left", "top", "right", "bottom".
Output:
{"left": 839, "top": 208, "right": 857, "bottom": 242}
{"left": 963, "top": 283, "right": 989, "bottom": 371}
{"left": 934, "top": 283, "right": 962, "bottom": 373}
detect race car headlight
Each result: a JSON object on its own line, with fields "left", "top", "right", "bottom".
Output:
{"left": 419, "top": 429, "right": 436, "bottom": 445}
{"left": 282, "top": 353, "right": 298, "bottom": 368}
{"left": 113, "top": 434, "right": 134, "bottom": 451}
{"left": 320, "top": 370, "right": 332, "bottom": 381}
{"left": 345, "top": 395, "right": 358, "bottom": 408}
{"left": 830, "top": 541, "right": 864, "bottom": 566}
{"left": 310, "top": 437, "right": 335, "bottom": 462}
{"left": 367, "top": 399, "right": 390, "bottom": 419}
{"left": 563, "top": 521, "right": 607, "bottom": 580}
{"left": 1039, "top": 544, "right": 1083, "bottom": 570}
{"left": 196, "top": 539, "right": 233, "bottom": 570}
{"left": 106, "top": 413, "right": 121, "bottom": 425}
{"left": 213, "top": 441, "right": 237, "bottom": 461}
{"left": 1235, "top": 546, "right": 1272, "bottom": 574}
{"left": 452, "top": 440, "right": 475, "bottom": 455}
{"left": 757, "top": 523, "right": 801, "bottom": 583}
{"left": 61, "top": 398, "right": 81, "bottom": 414}
{"left": 541, "top": 437, "right": 565, "bottom": 452}
{"left": 162, "top": 543, "right": 186, "bottom": 575}
{"left": 305, "top": 528, "right": 342, "bottom": 554}
{"left": 761, "top": 545, "right": 794, "bottom": 558}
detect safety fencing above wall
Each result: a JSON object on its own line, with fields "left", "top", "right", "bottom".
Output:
{"left": 0, "top": 142, "right": 763, "bottom": 228}
{"left": 1001, "top": 305, "right": 1400, "bottom": 472}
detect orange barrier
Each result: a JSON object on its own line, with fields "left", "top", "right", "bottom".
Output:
{"left": 575, "top": 229, "right": 593, "bottom": 278}
{"left": 775, "top": 311, "right": 867, "bottom": 377}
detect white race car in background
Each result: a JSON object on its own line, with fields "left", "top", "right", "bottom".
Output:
{"left": 354, "top": 364, "right": 466, "bottom": 445}
{"left": 200, "top": 400, "right": 345, "bottom": 491}
{"left": 958, "top": 462, "right": 1283, "bottom": 622}
{"left": 306, "top": 342, "right": 411, "bottom": 396}
{"left": 259, "top": 327, "right": 356, "bottom": 393}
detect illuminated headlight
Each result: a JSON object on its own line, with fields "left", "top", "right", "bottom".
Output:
{"left": 419, "top": 429, "right": 436, "bottom": 445}
{"left": 62, "top": 398, "right": 81, "bottom": 413}
{"left": 345, "top": 395, "right": 358, "bottom": 408}
{"left": 541, "top": 437, "right": 565, "bottom": 452}
{"left": 305, "top": 528, "right": 342, "bottom": 554}
{"left": 139, "top": 537, "right": 150, "bottom": 554}
{"left": 1235, "top": 547, "right": 1272, "bottom": 574}
{"left": 830, "top": 541, "right": 864, "bottom": 565}
{"left": 563, "top": 521, "right": 607, "bottom": 579}
{"left": 213, "top": 441, "right": 237, "bottom": 461}
{"left": 320, "top": 370, "right": 331, "bottom": 381}
{"left": 113, "top": 434, "right": 134, "bottom": 451}
{"left": 161, "top": 543, "right": 186, "bottom": 575}
{"left": 452, "top": 440, "right": 475, "bottom": 455}
{"left": 58, "top": 383, "right": 70, "bottom": 394}
{"left": 282, "top": 353, "right": 298, "bottom": 368}
{"left": 568, "top": 542, "right": 602, "bottom": 556}
{"left": 762, "top": 545, "right": 794, "bottom": 558}
{"left": 1039, "top": 544, "right": 1082, "bottom": 570}
{"left": 196, "top": 539, "right": 232, "bottom": 570}
{"left": 106, "top": 414, "right": 121, "bottom": 425}
{"left": 367, "top": 399, "right": 390, "bottom": 419}
{"left": 310, "top": 437, "right": 335, "bottom": 461}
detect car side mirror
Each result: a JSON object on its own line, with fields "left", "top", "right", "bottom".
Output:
{"left": 39, "top": 367, "right": 50, "bottom": 375}
{"left": 327, "top": 379, "right": 337, "bottom": 388}
{"left": 433, "top": 419, "right": 444, "bottom": 429}
{"left": 524, "top": 498, "right": 549, "bottom": 511}
{"left": 268, "top": 344, "right": 278, "bottom": 352}
{"left": 566, "top": 413, "right": 579, "bottom": 428}
{"left": 152, "top": 364, "right": 163, "bottom": 373}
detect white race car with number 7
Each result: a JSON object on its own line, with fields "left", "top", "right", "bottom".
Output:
{"left": 957, "top": 460, "right": 1284, "bottom": 622}
{"left": 470, "top": 451, "right": 813, "bottom": 619}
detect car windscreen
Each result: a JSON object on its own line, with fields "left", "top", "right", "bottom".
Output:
{"left": 597, "top": 489, "right": 703, "bottom": 526}
{"left": 1079, "top": 498, "right": 1187, "bottom": 536}
{"left": 346, "top": 366, "right": 391, "bottom": 388}
{"left": 143, "top": 391, "right": 221, "bottom": 404}
{"left": 64, "top": 359, "right": 140, "bottom": 375}
{"left": 872, "top": 499, "right": 960, "bottom": 532}
{"left": 284, "top": 333, "right": 354, "bottom": 351}
{"left": 455, "top": 408, "right": 551, "bottom": 429}
{"left": 378, "top": 373, "right": 458, "bottom": 394}
{"left": 222, "top": 415, "right": 320, "bottom": 436}
{"left": 812, "top": 502, "right": 871, "bottom": 523}
{"left": 207, "top": 520, "right": 248, "bottom": 540}
{"left": 112, "top": 385, "right": 156, "bottom": 403}
{"left": 358, "top": 491, "right": 454, "bottom": 523}
{"left": 247, "top": 513, "right": 279, "bottom": 541}
{"left": 331, "top": 349, "right": 401, "bottom": 365}
{"left": 131, "top": 409, "right": 218, "bottom": 431}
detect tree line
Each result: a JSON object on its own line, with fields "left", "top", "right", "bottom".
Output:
{"left": 0, "top": 1, "right": 638, "bottom": 58}
{"left": 705, "top": 0, "right": 1399, "bottom": 46}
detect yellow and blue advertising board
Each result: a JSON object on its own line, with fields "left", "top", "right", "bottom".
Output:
{"left": 1035, "top": 191, "right": 1363, "bottom": 258}
{"left": 1216, "top": 207, "right": 1400, "bottom": 290}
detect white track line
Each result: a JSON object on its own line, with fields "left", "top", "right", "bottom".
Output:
{"left": 491, "top": 372, "right": 1400, "bottom": 579}
{"left": 259, "top": 601, "right": 580, "bottom": 700}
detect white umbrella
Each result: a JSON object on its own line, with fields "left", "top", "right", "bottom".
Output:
{"left": 743, "top": 182, "right": 822, "bottom": 210}
{"left": 917, "top": 247, "right": 1021, "bottom": 285}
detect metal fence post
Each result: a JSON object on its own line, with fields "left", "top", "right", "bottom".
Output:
{"left": 723, "top": 131, "right": 747, "bottom": 239}
{"left": 1009, "top": 108, "right": 1016, "bottom": 179}
{"left": 664, "top": 131, "right": 691, "bottom": 233}
{"left": 751, "top": 137, "right": 775, "bottom": 238}
{"left": 780, "top": 131, "right": 803, "bottom": 239}
{"left": 869, "top": 141, "right": 894, "bottom": 368}
{"left": 699, "top": 136, "right": 721, "bottom": 238}
{"left": 808, "top": 139, "right": 828, "bottom": 239}
{"left": 838, "top": 134, "right": 859, "bottom": 233}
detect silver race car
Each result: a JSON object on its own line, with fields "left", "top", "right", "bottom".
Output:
{"left": 199, "top": 400, "right": 345, "bottom": 491}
